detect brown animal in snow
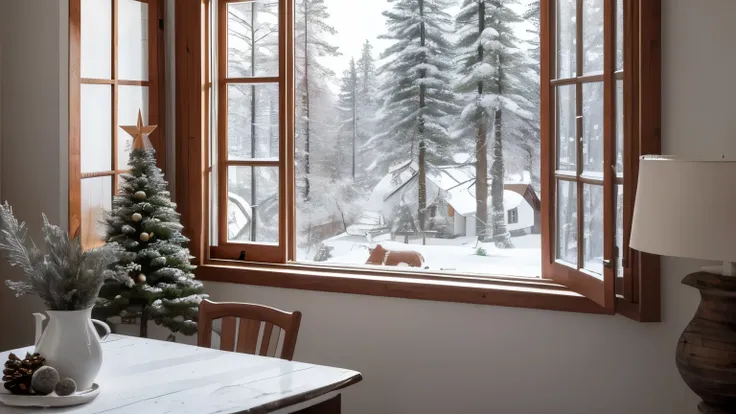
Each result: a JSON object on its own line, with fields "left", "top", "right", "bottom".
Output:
{"left": 365, "top": 244, "right": 424, "bottom": 268}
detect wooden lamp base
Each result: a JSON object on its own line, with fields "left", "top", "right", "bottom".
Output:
{"left": 677, "top": 272, "right": 736, "bottom": 413}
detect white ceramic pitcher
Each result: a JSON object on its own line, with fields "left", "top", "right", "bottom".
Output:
{"left": 33, "top": 308, "right": 110, "bottom": 391}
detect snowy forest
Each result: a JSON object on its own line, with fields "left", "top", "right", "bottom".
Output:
{"left": 226, "top": 0, "right": 611, "bottom": 276}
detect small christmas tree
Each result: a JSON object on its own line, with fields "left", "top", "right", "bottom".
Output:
{"left": 94, "top": 111, "right": 207, "bottom": 338}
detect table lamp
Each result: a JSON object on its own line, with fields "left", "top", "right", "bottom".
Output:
{"left": 630, "top": 156, "right": 736, "bottom": 414}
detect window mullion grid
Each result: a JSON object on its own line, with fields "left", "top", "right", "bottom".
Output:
{"left": 217, "top": 0, "right": 285, "bottom": 251}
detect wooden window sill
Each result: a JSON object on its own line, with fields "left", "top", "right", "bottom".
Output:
{"left": 196, "top": 261, "right": 608, "bottom": 314}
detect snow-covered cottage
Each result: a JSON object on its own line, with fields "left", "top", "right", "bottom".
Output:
{"left": 364, "top": 160, "right": 541, "bottom": 239}
{"left": 446, "top": 183, "right": 541, "bottom": 238}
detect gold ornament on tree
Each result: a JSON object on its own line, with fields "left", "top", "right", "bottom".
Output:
{"left": 131, "top": 213, "right": 142, "bottom": 222}
{"left": 139, "top": 232, "right": 150, "bottom": 242}
{"left": 134, "top": 191, "right": 147, "bottom": 200}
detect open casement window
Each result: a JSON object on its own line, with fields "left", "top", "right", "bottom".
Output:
{"left": 176, "top": 0, "right": 660, "bottom": 320}
{"left": 208, "top": 0, "right": 289, "bottom": 263}
{"left": 541, "top": 0, "right": 660, "bottom": 317}
{"left": 69, "top": 0, "right": 166, "bottom": 248}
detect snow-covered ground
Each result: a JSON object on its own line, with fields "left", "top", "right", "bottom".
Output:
{"left": 299, "top": 234, "right": 542, "bottom": 278}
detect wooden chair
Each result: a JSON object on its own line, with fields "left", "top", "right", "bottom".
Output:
{"left": 198, "top": 299, "right": 302, "bottom": 360}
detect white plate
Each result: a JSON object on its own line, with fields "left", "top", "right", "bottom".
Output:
{"left": 0, "top": 383, "right": 100, "bottom": 408}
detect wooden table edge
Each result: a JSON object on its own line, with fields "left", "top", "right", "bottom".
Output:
{"left": 245, "top": 372, "right": 363, "bottom": 414}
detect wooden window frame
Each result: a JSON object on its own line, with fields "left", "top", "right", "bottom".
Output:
{"left": 69, "top": 0, "right": 167, "bottom": 241}
{"left": 211, "top": 0, "right": 290, "bottom": 263}
{"left": 175, "top": 0, "right": 661, "bottom": 320}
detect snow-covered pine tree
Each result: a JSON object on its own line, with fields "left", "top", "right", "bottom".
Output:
{"left": 456, "top": 0, "right": 532, "bottom": 248}
{"left": 454, "top": 0, "right": 495, "bottom": 241}
{"left": 371, "top": 0, "right": 458, "bottom": 233}
{"left": 521, "top": 0, "right": 541, "bottom": 193}
{"left": 355, "top": 40, "right": 380, "bottom": 188}
{"left": 336, "top": 58, "right": 359, "bottom": 179}
{"left": 95, "top": 147, "right": 207, "bottom": 338}
{"left": 524, "top": 0, "right": 540, "bottom": 60}
{"left": 294, "top": 0, "right": 340, "bottom": 201}
{"left": 357, "top": 40, "right": 377, "bottom": 103}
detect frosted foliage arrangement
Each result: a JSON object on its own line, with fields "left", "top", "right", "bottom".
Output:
{"left": 95, "top": 148, "right": 207, "bottom": 336}
{"left": 0, "top": 203, "right": 122, "bottom": 311}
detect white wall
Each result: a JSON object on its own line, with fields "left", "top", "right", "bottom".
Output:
{"left": 203, "top": 1, "right": 736, "bottom": 413}
{"left": 0, "top": 0, "right": 69, "bottom": 350}
{"left": 0, "top": 0, "right": 732, "bottom": 412}
{"left": 506, "top": 199, "right": 534, "bottom": 233}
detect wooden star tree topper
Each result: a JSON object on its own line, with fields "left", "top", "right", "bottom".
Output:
{"left": 120, "top": 110, "right": 157, "bottom": 150}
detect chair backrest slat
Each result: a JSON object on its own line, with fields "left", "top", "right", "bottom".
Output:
{"left": 236, "top": 319, "right": 261, "bottom": 354}
{"left": 220, "top": 317, "right": 237, "bottom": 351}
{"left": 198, "top": 300, "right": 302, "bottom": 360}
{"left": 258, "top": 322, "right": 275, "bottom": 356}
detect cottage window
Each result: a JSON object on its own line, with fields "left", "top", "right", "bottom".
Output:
{"left": 508, "top": 208, "right": 519, "bottom": 225}
{"left": 109, "top": 0, "right": 661, "bottom": 319}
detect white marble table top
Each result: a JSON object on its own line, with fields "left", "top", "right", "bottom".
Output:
{"left": 0, "top": 334, "right": 361, "bottom": 414}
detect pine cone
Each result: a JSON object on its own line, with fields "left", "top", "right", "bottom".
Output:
{"left": 2, "top": 353, "right": 45, "bottom": 395}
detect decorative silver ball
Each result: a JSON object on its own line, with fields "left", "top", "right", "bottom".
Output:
{"left": 136, "top": 274, "right": 146, "bottom": 284}
{"left": 55, "top": 378, "right": 77, "bottom": 396}
{"left": 132, "top": 212, "right": 143, "bottom": 222}
{"left": 134, "top": 191, "right": 147, "bottom": 200}
{"left": 31, "top": 366, "right": 60, "bottom": 395}
{"left": 139, "top": 232, "right": 150, "bottom": 242}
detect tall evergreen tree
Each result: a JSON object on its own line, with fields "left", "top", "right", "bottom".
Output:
{"left": 371, "top": 0, "right": 458, "bottom": 233}
{"left": 520, "top": 0, "right": 541, "bottom": 193}
{"left": 454, "top": 0, "right": 493, "bottom": 241}
{"left": 336, "top": 58, "right": 359, "bottom": 179}
{"left": 455, "top": 0, "right": 532, "bottom": 247}
{"left": 355, "top": 40, "right": 380, "bottom": 187}
{"left": 356, "top": 40, "right": 376, "bottom": 100}
{"left": 294, "top": 0, "right": 340, "bottom": 201}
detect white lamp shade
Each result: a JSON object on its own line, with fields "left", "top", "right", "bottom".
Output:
{"left": 630, "top": 156, "right": 736, "bottom": 262}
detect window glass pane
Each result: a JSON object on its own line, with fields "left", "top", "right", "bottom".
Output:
{"left": 81, "top": 176, "right": 112, "bottom": 248}
{"left": 227, "top": 166, "right": 279, "bottom": 244}
{"left": 582, "top": 0, "right": 604, "bottom": 74}
{"left": 228, "top": 83, "right": 279, "bottom": 161}
{"left": 118, "top": 0, "right": 149, "bottom": 81}
{"left": 616, "top": 0, "right": 624, "bottom": 71}
{"left": 227, "top": 1, "right": 280, "bottom": 78}
{"left": 287, "top": 0, "right": 542, "bottom": 278}
{"left": 81, "top": 0, "right": 112, "bottom": 79}
{"left": 616, "top": 79, "right": 624, "bottom": 174}
{"left": 615, "top": 184, "right": 624, "bottom": 280}
{"left": 118, "top": 86, "right": 150, "bottom": 170}
{"left": 557, "top": 0, "right": 577, "bottom": 78}
{"left": 582, "top": 82, "right": 603, "bottom": 175}
{"left": 557, "top": 85, "right": 576, "bottom": 172}
{"left": 583, "top": 184, "right": 603, "bottom": 276}
{"left": 81, "top": 84, "right": 112, "bottom": 173}
{"left": 557, "top": 180, "right": 577, "bottom": 264}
